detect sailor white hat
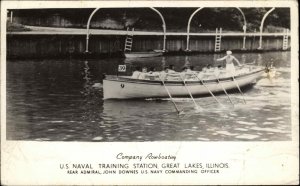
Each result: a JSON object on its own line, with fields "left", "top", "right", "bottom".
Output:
{"left": 226, "top": 50, "right": 232, "bottom": 55}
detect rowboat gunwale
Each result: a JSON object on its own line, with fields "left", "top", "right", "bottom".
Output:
{"left": 104, "top": 68, "right": 265, "bottom": 86}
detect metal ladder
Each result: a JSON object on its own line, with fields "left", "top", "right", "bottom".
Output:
{"left": 282, "top": 28, "right": 289, "bottom": 50}
{"left": 124, "top": 27, "right": 134, "bottom": 52}
{"left": 215, "top": 28, "right": 222, "bottom": 52}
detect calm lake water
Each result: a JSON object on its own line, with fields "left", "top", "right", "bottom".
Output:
{"left": 6, "top": 51, "right": 291, "bottom": 141}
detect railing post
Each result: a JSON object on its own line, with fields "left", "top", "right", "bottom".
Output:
{"left": 186, "top": 7, "right": 204, "bottom": 51}
{"left": 10, "top": 10, "right": 13, "bottom": 23}
{"left": 85, "top": 34, "right": 89, "bottom": 53}
{"left": 236, "top": 8, "right": 247, "bottom": 50}
{"left": 258, "top": 7, "right": 275, "bottom": 50}
{"left": 258, "top": 24, "right": 263, "bottom": 50}
{"left": 162, "top": 24, "right": 166, "bottom": 51}
{"left": 150, "top": 7, "right": 167, "bottom": 51}
{"left": 85, "top": 8, "right": 100, "bottom": 53}
{"left": 242, "top": 25, "right": 247, "bottom": 50}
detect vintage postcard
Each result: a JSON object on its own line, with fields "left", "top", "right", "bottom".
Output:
{"left": 1, "top": 0, "right": 299, "bottom": 185}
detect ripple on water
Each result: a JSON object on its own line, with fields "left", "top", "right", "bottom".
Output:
{"left": 36, "top": 138, "right": 51, "bottom": 141}
{"left": 104, "top": 132, "right": 111, "bottom": 136}
{"left": 234, "top": 128, "right": 248, "bottom": 132}
{"left": 216, "top": 131, "right": 237, "bottom": 136}
{"left": 236, "top": 121, "right": 256, "bottom": 125}
{"left": 263, "top": 121, "right": 274, "bottom": 125}
{"left": 48, "top": 120, "right": 64, "bottom": 123}
{"left": 261, "top": 138, "right": 269, "bottom": 141}
{"left": 267, "top": 117, "right": 284, "bottom": 120}
{"left": 250, "top": 127, "right": 286, "bottom": 133}
{"left": 107, "top": 137, "right": 115, "bottom": 140}
{"left": 197, "top": 137, "right": 210, "bottom": 141}
{"left": 235, "top": 134, "right": 259, "bottom": 140}
{"left": 92, "top": 136, "right": 103, "bottom": 141}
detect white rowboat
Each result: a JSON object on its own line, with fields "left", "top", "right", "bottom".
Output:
{"left": 103, "top": 67, "right": 265, "bottom": 99}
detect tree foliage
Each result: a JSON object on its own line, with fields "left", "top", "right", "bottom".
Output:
{"left": 12, "top": 8, "right": 290, "bottom": 32}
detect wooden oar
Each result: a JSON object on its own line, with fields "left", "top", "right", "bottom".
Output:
{"left": 159, "top": 76, "right": 183, "bottom": 115}
{"left": 192, "top": 72, "right": 223, "bottom": 106}
{"left": 216, "top": 77, "right": 234, "bottom": 105}
{"left": 179, "top": 75, "right": 203, "bottom": 110}
{"left": 232, "top": 75, "right": 246, "bottom": 104}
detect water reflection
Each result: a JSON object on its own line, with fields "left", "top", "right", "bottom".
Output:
{"left": 161, "top": 56, "right": 166, "bottom": 69}
{"left": 124, "top": 57, "right": 136, "bottom": 64}
{"left": 184, "top": 56, "right": 191, "bottom": 67}
{"left": 213, "top": 53, "right": 223, "bottom": 67}
{"left": 281, "top": 51, "right": 288, "bottom": 61}
{"left": 241, "top": 54, "right": 246, "bottom": 64}
{"left": 6, "top": 52, "right": 291, "bottom": 141}
{"left": 257, "top": 53, "right": 263, "bottom": 66}
{"left": 82, "top": 60, "right": 92, "bottom": 96}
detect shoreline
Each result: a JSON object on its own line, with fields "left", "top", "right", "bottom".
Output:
{"left": 6, "top": 49, "right": 290, "bottom": 60}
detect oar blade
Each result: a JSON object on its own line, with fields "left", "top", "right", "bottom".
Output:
{"left": 232, "top": 76, "right": 246, "bottom": 104}
{"left": 194, "top": 105, "right": 203, "bottom": 112}
{"left": 180, "top": 75, "right": 203, "bottom": 110}
{"left": 159, "top": 77, "right": 185, "bottom": 115}
{"left": 178, "top": 110, "right": 185, "bottom": 115}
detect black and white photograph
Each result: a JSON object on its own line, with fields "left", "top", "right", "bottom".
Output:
{"left": 1, "top": 0, "right": 299, "bottom": 185}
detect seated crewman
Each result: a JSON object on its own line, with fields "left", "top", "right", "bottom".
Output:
{"left": 168, "top": 65, "right": 176, "bottom": 74}
{"left": 204, "top": 64, "right": 218, "bottom": 79}
{"left": 146, "top": 67, "right": 160, "bottom": 80}
{"left": 159, "top": 67, "right": 169, "bottom": 81}
{"left": 215, "top": 65, "right": 228, "bottom": 79}
{"left": 180, "top": 66, "right": 196, "bottom": 80}
{"left": 167, "top": 67, "right": 181, "bottom": 81}
{"left": 197, "top": 67, "right": 207, "bottom": 80}
{"left": 138, "top": 67, "right": 148, "bottom": 80}
{"left": 131, "top": 66, "right": 141, "bottom": 79}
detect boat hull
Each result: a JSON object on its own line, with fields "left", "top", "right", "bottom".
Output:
{"left": 124, "top": 51, "right": 163, "bottom": 58}
{"left": 103, "top": 69, "right": 265, "bottom": 99}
